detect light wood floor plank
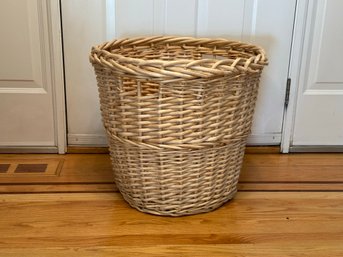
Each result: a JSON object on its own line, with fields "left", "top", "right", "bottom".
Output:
{"left": 0, "top": 192, "right": 343, "bottom": 256}
{"left": 1, "top": 243, "right": 343, "bottom": 257}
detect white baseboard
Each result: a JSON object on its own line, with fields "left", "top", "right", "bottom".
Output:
{"left": 67, "top": 134, "right": 108, "bottom": 146}
{"left": 247, "top": 133, "right": 281, "bottom": 146}
{"left": 68, "top": 133, "right": 281, "bottom": 146}
{"left": 290, "top": 145, "right": 343, "bottom": 153}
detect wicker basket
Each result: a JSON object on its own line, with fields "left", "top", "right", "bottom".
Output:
{"left": 90, "top": 36, "right": 267, "bottom": 216}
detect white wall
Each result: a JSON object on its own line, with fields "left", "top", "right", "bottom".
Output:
{"left": 62, "top": 0, "right": 296, "bottom": 146}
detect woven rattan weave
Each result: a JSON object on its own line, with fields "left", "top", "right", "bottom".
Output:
{"left": 90, "top": 36, "right": 267, "bottom": 216}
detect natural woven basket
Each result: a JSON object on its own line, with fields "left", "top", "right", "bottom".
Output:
{"left": 90, "top": 36, "right": 267, "bottom": 216}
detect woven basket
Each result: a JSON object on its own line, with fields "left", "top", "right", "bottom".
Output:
{"left": 90, "top": 36, "right": 267, "bottom": 216}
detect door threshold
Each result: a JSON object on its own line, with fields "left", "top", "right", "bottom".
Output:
{"left": 0, "top": 147, "right": 58, "bottom": 154}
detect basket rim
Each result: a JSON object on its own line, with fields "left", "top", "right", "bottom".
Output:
{"left": 90, "top": 36, "right": 268, "bottom": 79}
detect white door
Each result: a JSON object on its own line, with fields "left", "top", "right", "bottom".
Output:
{"left": 62, "top": 0, "right": 296, "bottom": 146}
{"left": 290, "top": 0, "right": 343, "bottom": 151}
{"left": 0, "top": 0, "right": 65, "bottom": 153}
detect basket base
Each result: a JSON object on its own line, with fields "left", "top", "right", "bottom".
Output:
{"left": 119, "top": 188, "right": 238, "bottom": 216}
{"left": 109, "top": 136, "right": 246, "bottom": 217}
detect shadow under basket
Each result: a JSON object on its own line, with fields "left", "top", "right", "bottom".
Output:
{"left": 109, "top": 136, "right": 246, "bottom": 216}
{"left": 90, "top": 36, "right": 267, "bottom": 216}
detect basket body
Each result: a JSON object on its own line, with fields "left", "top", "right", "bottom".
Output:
{"left": 90, "top": 36, "right": 267, "bottom": 216}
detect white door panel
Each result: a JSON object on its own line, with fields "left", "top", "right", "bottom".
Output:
{"left": 115, "top": 0, "right": 154, "bottom": 37}
{"left": 241, "top": 0, "right": 296, "bottom": 138}
{"left": 164, "top": 0, "right": 198, "bottom": 35}
{"left": 63, "top": 0, "right": 296, "bottom": 146}
{"left": 197, "top": 0, "right": 245, "bottom": 38}
{"left": 292, "top": 0, "right": 343, "bottom": 146}
{"left": 0, "top": 0, "right": 59, "bottom": 148}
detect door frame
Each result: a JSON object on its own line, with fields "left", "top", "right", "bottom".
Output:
{"left": 49, "top": 0, "right": 67, "bottom": 154}
{"left": 281, "top": 0, "right": 309, "bottom": 153}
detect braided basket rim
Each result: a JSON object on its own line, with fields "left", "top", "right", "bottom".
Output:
{"left": 90, "top": 36, "right": 268, "bottom": 79}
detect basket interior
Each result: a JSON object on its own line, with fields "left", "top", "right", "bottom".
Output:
{"left": 109, "top": 43, "right": 259, "bottom": 62}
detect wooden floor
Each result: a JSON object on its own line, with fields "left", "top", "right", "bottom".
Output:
{"left": 1, "top": 152, "right": 343, "bottom": 256}
{"left": 1, "top": 192, "right": 343, "bottom": 256}
{"left": 1, "top": 151, "right": 343, "bottom": 192}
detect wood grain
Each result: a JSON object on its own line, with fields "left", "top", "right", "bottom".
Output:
{"left": 0, "top": 183, "right": 115, "bottom": 193}
{"left": 0, "top": 192, "right": 343, "bottom": 256}
{"left": 67, "top": 146, "right": 109, "bottom": 154}
{"left": 0, "top": 154, "right": 113, "bottom": 184}
{"left": 1, "top": 153, "right": 343, "bottom": 192}
{"left": 238, "top": 183, "right": 343, "bottom": 191}
{"left": 0, "top": 164, "right": 10, "bottom": 173}
{"left": 1, "top": 244, "right": 343, "bottom": 257}
{"left": 14, "top": 163, "right": 48, "bottom": 173}
{"left": 240, "top": 153, "right": 343, "bottom": 182}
